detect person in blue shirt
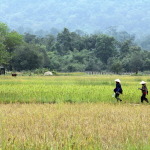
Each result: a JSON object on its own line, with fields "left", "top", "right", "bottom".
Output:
{"left": 114, "top": 79, "right": 123, "bottom": 102}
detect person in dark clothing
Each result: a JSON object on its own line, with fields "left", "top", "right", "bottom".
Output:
{"left": 139, "top": 81, "right": 149, "bottom": 103}
{"left": 114, "top": 79, "right": 123, "bottom": 102}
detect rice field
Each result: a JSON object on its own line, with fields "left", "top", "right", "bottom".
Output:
{"left": 0, "top": 103, "right": 150, "bottom": 150}
{"left": 0, "top": 75, "right": 150, "bottom": 150}
{"left": 0, "top": 75, "right": 150, "bottom": 103}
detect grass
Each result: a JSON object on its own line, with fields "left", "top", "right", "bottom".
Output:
{"left": 0, "top": 103, "right": 150, "bottom": 150}
{"left": 0, "top": 75, "right": 150, "bottom": 149}
{"left": 0, "top": 75, "right": 150, "bottom": 104}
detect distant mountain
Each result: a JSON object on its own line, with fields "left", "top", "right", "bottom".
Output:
{"left": 1, "top": 0, "right": 150, "bottom": 36}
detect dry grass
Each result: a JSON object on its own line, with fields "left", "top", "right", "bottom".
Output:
{"left": 0, "top": 103, "right": 150, "bottom": 150}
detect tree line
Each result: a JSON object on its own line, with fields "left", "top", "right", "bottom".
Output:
{"left": 0, "top": 22, "right": 150, "bottom": 74}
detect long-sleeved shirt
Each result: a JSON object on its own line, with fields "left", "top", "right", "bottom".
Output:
{"left": 140, "top": 85, "right": 148, "bottom": 94}
{"left": 114, "top": 83, "right": 123, "bottom": 94}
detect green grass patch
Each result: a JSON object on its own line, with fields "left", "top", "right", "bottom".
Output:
{"left": 0, "top": 75, "right": 150, "bottom": 104}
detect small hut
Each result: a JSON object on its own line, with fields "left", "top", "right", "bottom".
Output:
{"left": 0, "top": 66, "right": 5, "bottom": 75}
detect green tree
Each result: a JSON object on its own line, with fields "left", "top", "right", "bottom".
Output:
{"left": 95, "top": 34, "right": 117, "bottom": 64}
{"left": 45, "top": 34, "right": 56, "bottom": 51}
{"left": 0, "top": 22, "right": 10, "bottom": 65}
{"left": 85, "top": 57, "right": 103, "bottom": 71}
{"left": 119, "top": 40, "right": 132, "bottom": 57}
{"left": 121, "top": 56, "right": 131, "bottom": 72}
{"left": 0, "top": 22, "right": 8, "bottom": 36}
{"left": 108, "top": 58, "right": 123, "bottom": 74}
{"left": 12, "top": 44, "right": 43, "bottom": 71}
{"left": 143, "top": 58, "right": 150, "bottom": 71}
{"left": 67, "top": 63, "right": 86, "bottom": 72}
{"left": 141, "top": 51, "right": 150, "bottom": 71}
{"left": 0, "top": 44, "right": 9, "bottom": 65}
{"left": 24, "top": 33, "right": 36, "bottom": 43}
{"left": 5, "top": 31, "right": 23, "bottom": 53}
{"left": 37, "top": 45, "right": 50, "bottom": 68}
{"left": 47, "top": 51, "right": 62, "bottom": 71}
{"left": 129, "top": 52, "right": 144, "bottom": 74}
{"left": 83, "top": 34, "right": 98, "bottom": 51}
{"left": 56, "top": 28, "right": 72, "bottom": 55}
{"left": 70, "top": 32, "right": 84, "bottom": 51}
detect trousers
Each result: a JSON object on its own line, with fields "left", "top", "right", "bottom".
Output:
{"left": 115, "top": 93, "right": 122, "bottom": 102}
{"left": 141, "top": 94, "right": 149, "bottom": 103}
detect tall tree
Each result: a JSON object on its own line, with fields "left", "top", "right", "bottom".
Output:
{"left": 12, "top": 44, "right": 43, "bottom": 71}
{"left": 119, "top": 40, "right": 132, "bottom": 57}
{"left": 56, "top": 28, "right": 72, "bottom": 55}
{"left": 129, "top": 52, "right": 144, "bottom": 74}
{"left": 0, "top": 22, "right": 8, "bottom": 36}
{"left": 108, "top": 58, "right": 123, "bottom": 74}
{"left": 95, "top": 34, "right": 117, "bottom": 64}
{"left": 0, "top": 23, "right": 9, "bottom": 65}
{"left": 45, "top": 34, "right": 56, "bottom": 51}
{"left": 4, "top": 31, "right": 23, "bottom": 53}
{"left": 0, "top": 44, "right": 9, "bottom": 65}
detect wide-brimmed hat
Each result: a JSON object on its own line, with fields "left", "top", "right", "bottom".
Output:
{"left": 115, "top": 79, "right": 121, "bottom": 83}
{"left": 140, "top": 81, "right": 146, "bottom": 84}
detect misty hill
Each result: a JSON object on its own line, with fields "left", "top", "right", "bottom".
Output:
{"left": 0, "top": 0, "right": 150, "bottom": 36}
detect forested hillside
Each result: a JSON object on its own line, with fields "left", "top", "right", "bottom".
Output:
{"left": 1, "top": 22, "right": 150, "bottom": 74}
{"left": 0, "top": 0, "right": 150, "bottom": 36}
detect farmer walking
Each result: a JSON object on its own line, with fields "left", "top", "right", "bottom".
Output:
{"left": 138, "top": 81, "right": 149, "bottom": 103}
{"left": 114, "top": 79, "right": 123, "bottom": 102}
